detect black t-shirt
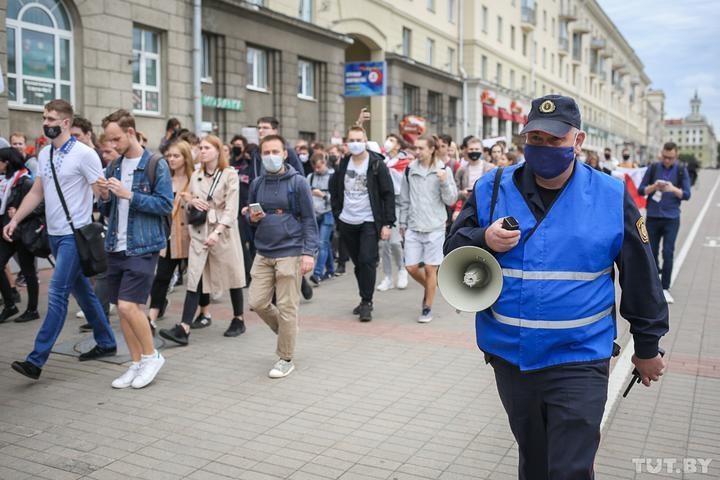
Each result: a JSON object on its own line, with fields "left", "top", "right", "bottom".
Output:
{"left": 535, "top": 184, "right": 561, "bottom": 210}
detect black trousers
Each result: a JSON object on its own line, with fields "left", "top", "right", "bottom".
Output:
{"left": 338, "top": 221, "right": 378, "bottom": 303}
{"left": 180, "top": 277, "right": 243, "bottom": 326}
{"left": 149, "top": 253, "right": 209, "bottom": 311}
{"left": 490, "top": 355, "right": 609, "bottom": 480}
{"left": 0, "top": 240, "right": 38, "bottom": 311}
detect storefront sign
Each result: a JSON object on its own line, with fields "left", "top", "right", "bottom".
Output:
{"left": 202, "top": 95, "right": 243, "bottom": 111}
{"left": 344, "top": 62, "right": 386, "bottom": 97}
{"left": 481, "top": 90, "right": 497, "bottom": 106}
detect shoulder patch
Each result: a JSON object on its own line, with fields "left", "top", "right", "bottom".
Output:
{"left": 636, "top": 217, "right": 649, "bottom": 244}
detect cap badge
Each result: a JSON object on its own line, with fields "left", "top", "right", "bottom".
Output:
{"left": 539, "top": 100, "right": 556, "bottom": 113}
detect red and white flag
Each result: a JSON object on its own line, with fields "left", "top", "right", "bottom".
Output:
{"left": 612, "top": 167, "right": 647, "bottom": 209}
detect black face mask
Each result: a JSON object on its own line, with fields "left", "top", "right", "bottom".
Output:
{"left": 604, "top": 153, "right": 611, "bottom": 160}
{"left": 327, "top": 154, "right": 338, "bottom": 165}
{"left": 622, "top": 154, "right": 630, "bottom": 161}
{"left": 43, "top": 125, "right": 62, "bottom": 139}
{"left": 468, "top": 151, "right": 483, "bottom": 161}
{"left": 231, "top": 146, "right": 244, "bottom": 158}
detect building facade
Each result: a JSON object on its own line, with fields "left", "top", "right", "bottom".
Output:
{"left": 665, "top": 92, "right": 718, "bottom": 168}
{"left": 1, "top": 0, "right": 661, "bottom": 155}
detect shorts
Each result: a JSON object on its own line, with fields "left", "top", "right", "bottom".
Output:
{"left": 404, "top": 229, "right": 445, "bottom": 266}
{"left": 106, "top": 251, "right": 159, "bottom": 305}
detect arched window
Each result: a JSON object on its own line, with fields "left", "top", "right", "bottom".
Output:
{"left": 6, "top": 0, "right": 73, "bottom": 107}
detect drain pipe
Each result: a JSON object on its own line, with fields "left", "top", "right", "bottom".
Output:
{"left": 459, "top": 0, "right": 468, "bottom": 139}
{"left": 192, "top": 0, "right": 202, "bottom": 134}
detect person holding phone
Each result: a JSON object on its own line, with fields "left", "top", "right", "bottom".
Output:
{"left": 159, "top": 135, "right": 247, "bottom": 345}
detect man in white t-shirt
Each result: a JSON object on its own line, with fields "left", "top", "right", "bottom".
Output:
{"left": 4, "top": 99, "right": 117, "bottom": 381}
{"left": 329, "top": 126, "right": 395, "bottom": 322}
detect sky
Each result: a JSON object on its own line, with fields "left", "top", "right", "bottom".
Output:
{"left": 597, "top": 0, "right": 720, "bottom": 132}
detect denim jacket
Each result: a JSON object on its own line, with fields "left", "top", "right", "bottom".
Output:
{"left": 100, "top": 148, "right": 174, "bottom": 255}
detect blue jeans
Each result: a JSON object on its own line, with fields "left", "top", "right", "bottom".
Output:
{"left": 646, "top": 217, "right": 680, "bottom": 290}
{"left": 27, "top": 235, "right": 116, "bottom": 367}
{"left": 314, "top": 212, "right": 335, "bottom": 278}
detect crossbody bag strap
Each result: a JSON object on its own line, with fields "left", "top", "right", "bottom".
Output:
{"left": 205, "top": 169, "right": 224, "bottom": 201}
{"left": 49, "top": 147, "right": 76, "bottom": 233}
{"left": 488, "top": 167, "right": 504, "bottom": 225}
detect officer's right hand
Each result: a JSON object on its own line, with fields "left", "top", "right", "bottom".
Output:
{"left": 632, "top": 353, "right": 666, "bottom": 387}
{"left": 484, "top": 218, "right": 521, "bottom": 252}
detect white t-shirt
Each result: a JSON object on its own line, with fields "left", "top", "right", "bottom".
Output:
{"left": 340, "top": 155, "right": 374, "bottom": 225}
{"left": 114, "top": 156, "right": 142, "bottom": 252}
{"left": 38, "top": 138, "right": 103, "bottom": 236}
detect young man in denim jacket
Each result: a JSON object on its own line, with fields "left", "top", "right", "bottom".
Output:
{"left": 98, "top": 109, "right": 173, "bottom": 389}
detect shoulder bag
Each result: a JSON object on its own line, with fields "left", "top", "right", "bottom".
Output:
{"left": 188, "top": 169, "right": 223, "bottom": 226}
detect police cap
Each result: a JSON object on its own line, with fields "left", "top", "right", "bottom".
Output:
{"left": 520, "top": 94, "right": 582, "bottom": 138}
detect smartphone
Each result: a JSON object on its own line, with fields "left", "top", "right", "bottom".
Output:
{"left": 249, "top": 203, "right": 264, "bottom": 215}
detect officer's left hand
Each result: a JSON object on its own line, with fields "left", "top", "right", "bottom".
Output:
{"left": 300, "top": 255, "right": 315, "bottom": 275}
{"left": 632, "top": 353, "right": 667, "bottom": 387}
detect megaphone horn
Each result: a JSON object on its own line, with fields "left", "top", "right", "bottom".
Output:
{"left": 437, "top": 246, "right": 503, "bottom": 313}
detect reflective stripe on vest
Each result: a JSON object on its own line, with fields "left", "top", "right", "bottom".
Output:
{"left": 501, "top": 266, "right": 613, "bottom": 281}
{"left": 491, "top": 306, "right": 613, "bottom": 330}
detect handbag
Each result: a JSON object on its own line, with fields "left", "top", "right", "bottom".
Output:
{"left": 49, "top": 147, "right": 107, "bottom": 277}
{"left": 188, "top": 170, "right": 223, "bottom": 226}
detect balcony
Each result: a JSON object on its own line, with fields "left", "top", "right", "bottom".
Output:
{"left": 558, "top": 36, "right": 569, "bottom": 55}
{"left": 521, "top": 6, "right": 536, "bottom": 31}
{"left": 559, "top": 1, "right": 577, "bottom": 21}
{"left": 590, "top": 37, "right": 606, "bottom": 50}
{"left": 599, "top": 71, "right": 607, "bottom": 82}
{"left": 572, "top": 50, "right": 582, "bottom": 64}
{"left": 573, "top": 18, "right": 591, "bottom": 34}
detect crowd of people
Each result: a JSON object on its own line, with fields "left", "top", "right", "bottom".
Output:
{"left": 0, "top": 97, "right": 687, "bottom": 390}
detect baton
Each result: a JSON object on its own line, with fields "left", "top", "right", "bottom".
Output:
{"left": 622, "top": 347, "right": 665, "bottom": 398}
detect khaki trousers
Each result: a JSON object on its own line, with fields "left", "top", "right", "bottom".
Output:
{"left": 248, "top": 254, "right": 302, "bottom": 360}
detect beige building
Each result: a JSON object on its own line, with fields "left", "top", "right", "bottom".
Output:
{"left": 1, "top": 0, "right": 661, "bottom": 156}
{"left": 665, "top": 92, "right": 718, "bottom": 168}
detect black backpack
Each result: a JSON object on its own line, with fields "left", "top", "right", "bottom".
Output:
{"left": 648, "top": 161, "right": 686, "bottom": 190}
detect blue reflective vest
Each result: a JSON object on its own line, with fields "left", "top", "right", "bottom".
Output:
{"left": 474, "top": 162, "right": 624, "bottom": 371}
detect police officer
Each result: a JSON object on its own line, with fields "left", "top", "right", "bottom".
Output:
{"left": 445, "top": 95, "right": 669, "bottom": 480}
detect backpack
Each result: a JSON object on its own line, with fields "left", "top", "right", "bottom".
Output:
{"left": 648, "top": 161, "right": 686, "bottom": 190}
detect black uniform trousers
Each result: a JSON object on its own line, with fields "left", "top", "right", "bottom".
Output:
{"left": 490, "top": 355, "right": 609, "bottom": 480}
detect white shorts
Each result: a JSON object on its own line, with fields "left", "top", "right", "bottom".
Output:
{"left": 404, "top": 229, "right": 445, "bottom": 266}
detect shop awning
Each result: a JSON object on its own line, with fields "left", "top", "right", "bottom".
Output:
{"left": 482, "top": 105, "right": 498, "bottom": 117}
{"left": 512, "top": 113, "right": 525, "bottom": 124}
{"left": 498, "top": 108, "right": 513, "bottom": 121}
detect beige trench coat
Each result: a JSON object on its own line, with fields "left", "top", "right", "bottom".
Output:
{"left": 186, "top": 167, "right": 246, "bottom": 293}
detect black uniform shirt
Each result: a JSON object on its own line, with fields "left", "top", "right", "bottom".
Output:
{"left": 444, "top": 164, "right": 669, "bottom": 360}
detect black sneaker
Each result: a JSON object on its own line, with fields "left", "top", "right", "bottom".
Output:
{"left": 159, "top": 324, "right": 190, "bottom": 346}
{"left": 335, "top": 263, "right": 346, "bottom": 276}
{"left": 11, "top": 289, "right": 21, "bottom": 305}
{"left": 352, "top": 302, "right": 374, "bottom": 315}
{"left": 223, "top": 317, "right": 246, "bottom": 337}
{"left": 14, "top": 310, "right": 40, "bottom": 323}
{"left": 15, "top": 274, "right": 26, "bottom": 288}
{"left": 190, "top": 313, "right": 212, "bottom": 329}
{"left": 309, "top": 274, "right": 321, "bottom": 286}
{"left": 11, "top": 361, "right": 41, "bottom": 380}
{"left": 78, "top": 345, "right": 117, "bottom": 362}
{"left": 158, "top": 299, "right": 169, "bottom": 319}
{"left": 358, "top": 302, "right": 373, "bottom": 322}
{"left": 0, "top": 305, "right": 20, "bottom": 323}
{"left": 301, "top": 277, "right": 313, "bottom": 300}
{"left": 79, "top": 323, "right": 93, "bottom": 332}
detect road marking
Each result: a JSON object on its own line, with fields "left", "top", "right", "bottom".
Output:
{"left": 704, "top": 237, "right": 720, "bottom": 248}
{"left": 602, "top": 172, "right": 720, "bottom": 431}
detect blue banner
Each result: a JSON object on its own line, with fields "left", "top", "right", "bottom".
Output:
{"left": 344, "top": 61, "right": 386, "bottom": 97}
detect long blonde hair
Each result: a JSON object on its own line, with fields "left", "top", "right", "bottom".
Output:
{"left": 166, "top": 140, "right": 194, "bottom": 217}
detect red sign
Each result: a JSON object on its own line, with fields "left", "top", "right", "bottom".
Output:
{"left": 399, "top": 115, "right": 427, "bottom": 136}
{"left": 481, "top": 90, "right": 497, "bottom": 106}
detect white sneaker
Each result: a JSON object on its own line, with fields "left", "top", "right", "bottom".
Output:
{"left": 397, "top": 270, "right": 409, "bottom": 290}
{"left": 111, "top": 363, "right": 141, "bottom": 389}
{"left": 418, "top": 307, "right": 433, "bottom": 324}
{"left": 268, "top": 359, "right": 295, "bottom": 379}
{"left": 109, "top": 304, "right": 116, "bottom": 316}
{"left": 663, "top": 289, "right": 674, "bottom": 304}
{"left": 131, "top": 352, "right": 165, "bottom": 389}
{"left": 376, "top": 277, "right": 394, "bottom": 292}
{"left": 76, "top": 310, "right": 85, "bottom": 319}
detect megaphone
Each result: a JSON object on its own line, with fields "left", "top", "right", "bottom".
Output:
{"left": 437, "top": 246, "right": 503, "bottom": 313}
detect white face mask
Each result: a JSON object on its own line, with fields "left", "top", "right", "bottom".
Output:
{"left": 299, "top": 153, "right": 309, "bottom": 163}
{"left": 262, "top": 154, "right": 284, "bottom": 173}
{"left": 384, "top": 139, "right": 395, "bottom": 152}
{"left": 348, "top": 142, "right": 367, "bottom": 156}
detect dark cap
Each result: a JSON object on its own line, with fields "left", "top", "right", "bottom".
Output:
{"left": 520, "top": 94, "right": 581, "bottom": 137}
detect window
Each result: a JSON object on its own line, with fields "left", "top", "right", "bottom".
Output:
{"left": 247, "top": 46, "right": 268, "bottom": 90}
{"left": 522, "top": 32, "right": 528, "bottom": 56}
{"left": 448, "top": 0, "right": 456, "bottom": 23}
{"left": 426, "top": 38, "right": 435, "bottom": 66}
{"left": 427, "top": 0, "right": 435, "bottom": 11}
{"left": 447, "top": 47, "right": 455, "bottom": 73}
{"left": 482, "top": 6, "right": 488, "bottom": 32}
{"left": 521, "top": 74, "right": 527, "bottom": 93}
{"left": 481, "top": 55, "right": 488, "bottom": 79}
{"left": 132, "top": 27, "right": 160, "bottom": 114}
{"left": 6, "top": 0, "right": 73, "bottom": 107}
{"left": 298, "top": 0, "right": 312, "bottom": 21}
{"left": 552, "top": 18, "right": 556, "bottom": 36}
{"left": 403, "top": 84, "right": 419, "bottom": 115}
{"left": 510, "top": 26, "right": 516, "bottom": 50}
{"left": 551, "top": 53, "right": 555, "bottom": 73}
{"left": 246, "top": 0, "right": 264, "bottom": 5}
{"left": 497, "top": 16, "right": 503, "bottom": 43}
{"left": 510, "top": 69, "right": 515, "bottom": 90}
{"left": 427, "top": 91, "right": 442, "bottom": 124}
{"left": 496, "top": 63, "right": 502, "bottom": 86}
{"left": 542, "top": 47, "right": 546, "bottom": 68}
{"left": 402, "top": 27, "right": 412, "bottom": 57}
{"left": 298, "top": 59, "right": 314, "bottom": 99}
{"left": 543, "top": 10, "right": 547, "bottom": 31}
{"left": 449, "top": 96, "right": 458, "bottom": 126}
{"left": 201, "top": 33, "right": 213, "bottom": 82}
